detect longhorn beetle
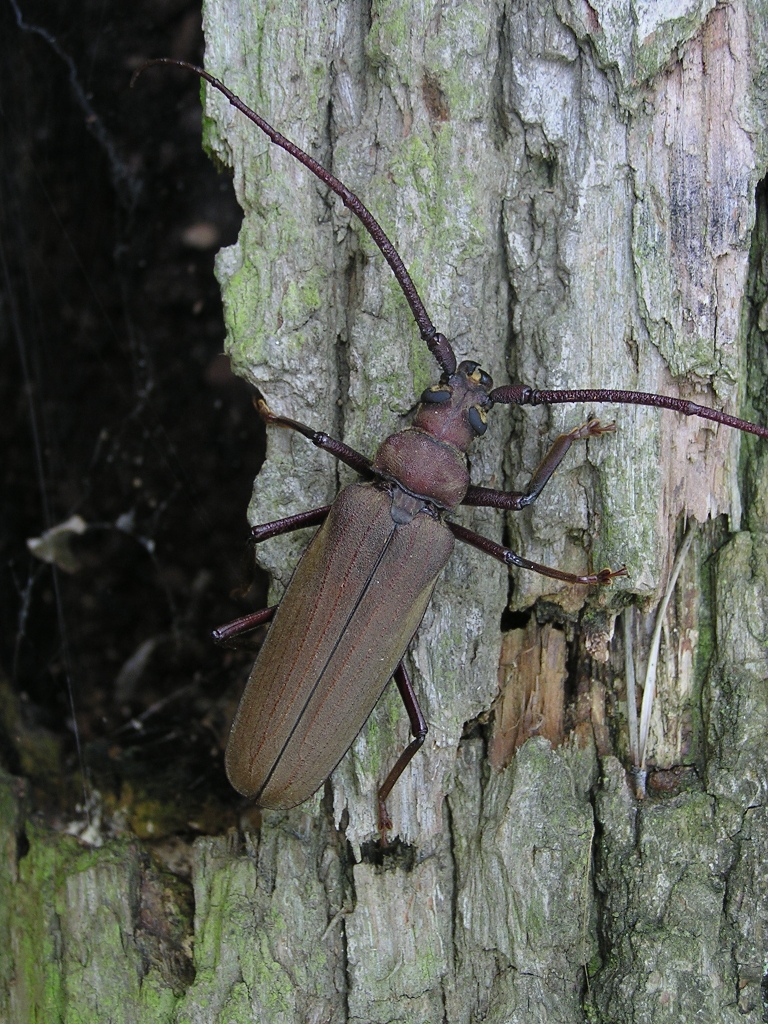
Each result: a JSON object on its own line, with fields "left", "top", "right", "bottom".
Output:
{"left": 135, "top": 60, "right": 768, "bottom": 836}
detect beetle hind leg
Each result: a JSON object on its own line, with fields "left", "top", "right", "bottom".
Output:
{"left": 377, "top": 659, "right": 428, "bottom": 842}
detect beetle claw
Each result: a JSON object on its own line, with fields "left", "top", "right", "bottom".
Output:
{"left": 377, "top": 799, "right": 393, "bottom": 846}
{"left": 571, "top": 418, "right": 617, "bottom": 440}
{"left": 596, "top": 564, "right": 628, "bottom": 585}
{"left": 253, "top": 392, "right": 276, "bottom": 422}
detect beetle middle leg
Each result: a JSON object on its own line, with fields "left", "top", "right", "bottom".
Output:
{"left": 449, "top": 521, "right": 627, "bottom": 585}
{"left": 462, "top": 418, "right": 615, "bottom": 510}
{"left": 215, "top": 505, "right": 332, "bottom": 643}
{"left": 249, "top": 505, "right": 331, "bottom": 543}
{"left": 377, "top": 660, "right": 428, "bottom": 841}
{"left": 213, "top": 606, "right": 277, "bottom": 646}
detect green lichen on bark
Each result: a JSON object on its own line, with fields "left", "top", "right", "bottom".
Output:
{"left": 0, "top": 773, "right": 193, "bottom": 1023}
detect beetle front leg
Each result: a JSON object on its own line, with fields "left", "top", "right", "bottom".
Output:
{"left": 462, "top": 418, "right": 615, "bottom": 510}
{"left": 256, "top": 393, "right": 373, "bottom": 476}
{"left": 377, "top": 659, "right": 428, "bottom": 841}
{"left": 449, "top": 521, "right": 627, "bottom": 585}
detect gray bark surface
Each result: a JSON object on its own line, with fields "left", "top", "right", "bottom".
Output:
{"left": 3, "top": 2, "right": 768, "bottom": 1022}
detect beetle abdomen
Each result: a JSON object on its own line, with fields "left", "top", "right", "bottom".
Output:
{"left": 224, "top": 481, "right": 454, "bottom": 808}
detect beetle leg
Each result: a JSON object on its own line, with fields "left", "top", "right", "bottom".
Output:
{"left": 255, "top": 394, "right": 373, "bottom": 475}
{"left": 462, "top": 418, "right": 615, "bottom": 510}
{"left": 250, "top": 505, "right": 331, "bottom": 543}
{"left": 216, "top": 507, "right": 332, "bottom": 643}
{"left": 212, "top": 606, "right": 277, "bottom": 646}
{"left": 221, "top": 507, "right": 332, "bottom": 600}
{"left": 377, "top": 660, "right": 428, "bottom": 841}
{"left": 448, "top": 521, "right": 627, "bottom": 586}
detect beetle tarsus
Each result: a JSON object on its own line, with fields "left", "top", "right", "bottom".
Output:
{"left": 571, "top": 418, "right": 616, "bottom": 439}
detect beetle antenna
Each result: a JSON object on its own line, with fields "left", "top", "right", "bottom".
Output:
{"left": 132, "top": 58, "right": 457, "bottom": 376}
{"left": 489, "top": 384, "right": 768, "bottom": 439}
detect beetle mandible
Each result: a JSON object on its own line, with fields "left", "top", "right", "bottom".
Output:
{"left": 135, "top": 59, "right": 768, "bottom": 836}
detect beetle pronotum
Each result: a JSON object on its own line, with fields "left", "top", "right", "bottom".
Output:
{"left": 135, "top": 59, "right": 768, "bottom": 836}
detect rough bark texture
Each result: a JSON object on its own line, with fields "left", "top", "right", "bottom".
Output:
{"left": 3, "top": 1, "right": 768, "bottom": 1022}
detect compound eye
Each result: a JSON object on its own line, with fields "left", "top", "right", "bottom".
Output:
{"left": 470, "top": 367, "right": 493, "bottom": 390}
{"left": 421, "top": 385, "right": 452, "bottom": 404}
{"left": 468, "top": 405, "right": 488, "bottom": 435}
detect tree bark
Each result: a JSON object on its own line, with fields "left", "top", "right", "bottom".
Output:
{"left": 3, "top": 1, "right": 768, "bottom": 1022}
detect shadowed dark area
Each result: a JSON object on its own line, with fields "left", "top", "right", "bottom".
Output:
{"left": 0, "top": 0, "right": 265, "bottom": 837}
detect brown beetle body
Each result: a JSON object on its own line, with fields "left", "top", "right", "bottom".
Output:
{"left": 225, "top": 364, "right": 487, "bottom": 807}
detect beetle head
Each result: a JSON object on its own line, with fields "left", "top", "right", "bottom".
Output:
{"left": 414, "top": 360, "right": 494, "bottom": 452}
